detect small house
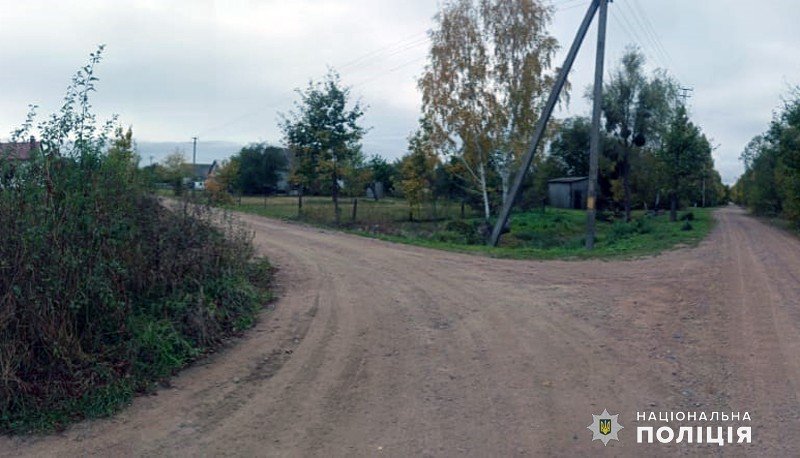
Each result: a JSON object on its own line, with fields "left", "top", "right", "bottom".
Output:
{"left": 0, "top": 136, "right": 40, "bottom": 162}
{"left": 547, "top": 177, "right": 588, "bottom": 209}
{"left": 183, "top": 161, "right": 219, "bottom": 189}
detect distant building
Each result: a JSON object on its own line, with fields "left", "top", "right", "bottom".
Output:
{"left": 183, "top": 161, "right": 219, "bottom": 189}
{"left": 0, "top": 136, "right": 40, "bottom": 162}
{"left": 366, "top": 181, "right": 385, "bottom": 200}
{"left": 547, "top": 177, "right": 588, "bottom": 209}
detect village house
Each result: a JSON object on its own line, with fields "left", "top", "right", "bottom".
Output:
{"left": 0, "top": 136, "right": 40, "bottom": 162}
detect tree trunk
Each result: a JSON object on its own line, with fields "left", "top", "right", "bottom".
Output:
{"left": 332, "top": 166, "right": 340, "bottom": 225}
{"left": 702, "top": 176, "right": 706, "bottom": 207}
{"left": 623, "top": 149, "right": 631, "bottom": 222}
{"left": 670, "top": 191, "right": 678, "bottom": 222}
{"left": 478, "top": 162, "right": 491, "bottom": 221}
{"left": 499, "top": 164, "right": 510, "bottom": 207}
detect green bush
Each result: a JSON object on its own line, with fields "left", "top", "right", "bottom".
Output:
{"left": 608, "top": 217, "right": 652, "bottom": 243}
{"left": 0, "top": 47, "right": 272, "bottom": 433}
{"left": 443, "top": 219, "right": 482, "bottom": 244}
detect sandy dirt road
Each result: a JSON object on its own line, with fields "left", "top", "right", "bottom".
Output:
{"left": 3, "top": 206, "right": 799, "bottom": 457}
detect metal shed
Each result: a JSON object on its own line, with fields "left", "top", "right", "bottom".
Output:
{"left": 547, "top": 177, "right": 589, "bottom": 209}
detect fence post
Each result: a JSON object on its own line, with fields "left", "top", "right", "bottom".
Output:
{"left": 352, "top": 198, "right": 358, "bottom": 222}
{"left": 298, "top": 192, "right": 303, "bottom": 216}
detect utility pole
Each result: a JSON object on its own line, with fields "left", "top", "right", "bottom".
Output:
{"left": 191, "top": 136, "right": 198, "bottom": 196}
{"left": 192, "top": 136, "right": 198, "bottom": 168}
{"left": 585, "top": 0, "right": 609, "bottom": 249}
{"left": 489, "top": 0, "right": 606, "bottom": 247}
{"left": 679, "top": 87, "right": 693, "bottom": 103}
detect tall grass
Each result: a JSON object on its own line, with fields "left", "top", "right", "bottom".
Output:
{"left": 0, "top": 47, "right": 271, "bottom": 433}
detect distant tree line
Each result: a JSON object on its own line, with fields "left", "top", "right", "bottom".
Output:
{"left": 733, "top": 87, "right": 800, "bottom": 226}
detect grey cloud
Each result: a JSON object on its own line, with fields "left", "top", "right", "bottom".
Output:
{"left": 1, "top": 0, "right": 798, "bottom": 184}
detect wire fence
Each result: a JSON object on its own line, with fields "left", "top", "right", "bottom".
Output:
{"left": 230, "top": 195, "right": 481, "bottom": 227}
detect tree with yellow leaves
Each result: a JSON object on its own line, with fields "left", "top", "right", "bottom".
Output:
{"left": 400, "top": 121, "right": 439, "bottom": 221}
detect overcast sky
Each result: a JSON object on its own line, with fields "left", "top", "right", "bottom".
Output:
{"left": 1, "top": 0, "right": 799, "bottom": 183}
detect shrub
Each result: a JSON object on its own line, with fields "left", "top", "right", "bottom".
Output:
{"left": 680, "top": 211, "right": 695, "bottom": 221}
{"left": 443, "top": 219, "right": 482, "bottom": 244}
{"left": 608, "top": 217, "right": 652, "bottom": 243}
{"left": 0, "top": 47, "right": 271, "bottom": 433}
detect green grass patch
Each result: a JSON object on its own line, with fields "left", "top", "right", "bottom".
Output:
{"left": 224, "top": 196, "right": 715, "bottom": 260}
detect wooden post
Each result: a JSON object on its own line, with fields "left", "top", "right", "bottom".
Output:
{"left": 352, "top": 198, "right": 358, "bottom": 222}
{"left": 298, "top": 192, "right": 303, "bottom": 215}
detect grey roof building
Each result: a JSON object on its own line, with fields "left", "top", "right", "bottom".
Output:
{"left": 547, "top": 177, "right": 588, "bottom": 209}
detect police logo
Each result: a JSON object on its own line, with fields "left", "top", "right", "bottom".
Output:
{"left": 599, "top": 418, "right": 612, "bottom": 435}
{"left": 587, "top": 409, "right": 624, "bottom": 445}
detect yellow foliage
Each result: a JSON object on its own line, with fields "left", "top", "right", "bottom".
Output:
{"left": 205, "top": 176, "right": 232, "bottom": 204}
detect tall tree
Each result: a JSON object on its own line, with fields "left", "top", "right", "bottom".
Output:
{"left": 549, "top": 116, "right": 591, "bottom": 177}
{"left": 602, "top": 49, "right": 676, "bottom": 221}
{"left": 419, "top": 0, "right": 560, "bottom": 220}
{"left": 736, "top": 87, "right": 800, "bottom": 224}
{"left": 281, "top": 70, "right": 366, "bottom": 224}
{"left": 400, "top": 123, "right": 439, "bottom": 220}
{"left": 163, "top": 148, "right": 189, "bottom": 195}
{"left": 366, "top": 154, "right": 396, "bottom": 200}
{"left": 107, "top": 126, "right": 138, "bottom": 183}
{"left": 235, "top": 144, "right": 288, "bottom": 195}
{"left": 214, "top": 157, "right": 241, "bottom": 194}
{"left": 659, "top": 105, "right": 711, "bottom": 221}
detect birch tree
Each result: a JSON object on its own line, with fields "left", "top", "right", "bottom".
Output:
{"left": 419, "top": 0, "right": 559, "bottom": 220}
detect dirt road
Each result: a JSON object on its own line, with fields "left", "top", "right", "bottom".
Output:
{"left": 3, "top": 206, "right": 799, "bottom": 456}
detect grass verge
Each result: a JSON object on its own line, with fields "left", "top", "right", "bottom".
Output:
{"left": 220, "top": 195, "right": 715, "bottom": 260}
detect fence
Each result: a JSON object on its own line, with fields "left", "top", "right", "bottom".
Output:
{"left": 231, "top": 195, "right": 481, "bottom": 226}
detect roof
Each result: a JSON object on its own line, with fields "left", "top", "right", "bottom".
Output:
{"left": 548, "top": 176, "right": 588, "bottom": 184}
{"left": 183, "top": 161, "right": 218, "bottom": 179}
{"left": 0, "top": 138, "right": 40, "bottom": 161}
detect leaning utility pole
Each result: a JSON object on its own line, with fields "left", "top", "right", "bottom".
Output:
{"left": 489, "top": 0, "right": 609, "bottom": 247}
{"left": 585, "top": 0, "right": 609, "bottom": 249}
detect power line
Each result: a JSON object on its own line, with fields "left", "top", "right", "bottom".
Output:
{"left": 627, "top": 0, "right": 673, "bottom": 65}
{"left": 351, "top": 56, "right": 427, "bottom": 88}
{"left": 337, "top": 33, "right": 429, "bottom": 73}
{"left": 623, "top": 4, "right": 669, "bottom": 67}
{"left": 551, "top": 0, "right": 586, "bottom": 8}
{"left": 613, "top": 5, "right": 668, "bottom": 70}
{"left": 624, "top": 0, "right": 673, "bottom": 74}
{"left": 555, "top": 1, "right": 592, "bottom": 13}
